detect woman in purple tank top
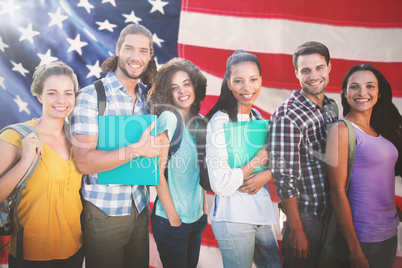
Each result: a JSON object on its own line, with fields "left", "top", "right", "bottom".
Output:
{"left": 326, "top": 64, "right": 402, "bottom": 268}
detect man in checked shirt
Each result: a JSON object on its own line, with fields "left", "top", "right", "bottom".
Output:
{"left": 268, "top": 41, "right": 338, "bottom": 268}
{"left": 70, "top": 24, "right": 161, "bottom": 268}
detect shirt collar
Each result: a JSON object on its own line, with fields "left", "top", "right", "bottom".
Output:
{"left": 292, "top": 90, "right": 333, "bottom": 110}
{"left": 104, "top": 71, "right": 140, "bottom": 94}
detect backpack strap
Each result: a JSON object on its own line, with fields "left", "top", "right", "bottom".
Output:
{"left": 151, "top": 110, "right": 184, "bottom": 218}
{"left": 94, "top": 79, "right": 106, "bottom": 116}
{"left": 0, "top": 123, "right": 43, "bottom": 189}
{"left": 251, "top": 108, "right": 262, "bottom": 120}
{"left": 167, "top": 110, "right": 184, "bottom": 159}
{"left": 339, "top": 119, "right": 357, "bottom": 192}
{"left": 0, "top": 123, "right": 43, "bottom": 267}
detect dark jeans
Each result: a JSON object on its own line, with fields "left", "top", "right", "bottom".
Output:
{"left": 83, "top": 200, "right": 150, "bottom": 268}
{"left": 151, "top": 214, "right": 208, "bottom": 268}
{"left": 335, "top": 230, "right": 397, "bottom": 268}
{"left": 8, "top": 247, "right": 83, "bottom": 268}
{"left": 281, "top": 212, "right": 324, "bottom": 268}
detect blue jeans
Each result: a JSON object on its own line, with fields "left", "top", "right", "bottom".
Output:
{"left": 211, "top": 221, "right": 282, "bottom": 268}
{"left": 151, "top": 214, "right": 208, "bottom": 268}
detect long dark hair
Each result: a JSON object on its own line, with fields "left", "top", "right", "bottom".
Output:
{"left": 100, "top": 24, "right": 157, "bottom": 86}
{"left": 205, "top": 50, "right": 261, "bottom": 122}
{"left": 341, "top": 64, "right": 402, "bottom": 176}
{"left": 147, "top": 58, "right": 207, "bottom": 116}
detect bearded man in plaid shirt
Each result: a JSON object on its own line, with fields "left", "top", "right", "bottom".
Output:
{"left": 268, "top": 41, "right": 338, "bottom": 268}
{"left": 70, "top": 24, "right": 161, "bottom": 268}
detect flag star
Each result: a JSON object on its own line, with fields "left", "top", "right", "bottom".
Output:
{"left": 152, "top": 33, "right": 164, "bottom": 47}
{"left": 123, "top": 11, "right": 142, "bottom": 24}
{"left": 48, "top": 7, "right": 68, "bottom": 28}
{"left": 0, "top": 0, "right": 21, "bottom": 17}
{"left": 77, "top": 0, "right": 94, "bottom": 14}
{"left": 11, "top": 61, "right": 29, "bottom": 77}
{"left": 86, "top": 60, "right": 103, "bottom": 79}
{"left": 0, "top": 37, "right": 9, "bottom": 52}
{"left": 96, "top": 19, "right": 117, "bottom": 32}
{"left": 0, "top": 77, "right": 5, "bottom": 90}
{"left": 148, "top": 0, "right": 169, "bottom": 14}
{"left": 154, "top": 57, "right": 162, "bottom": 70}
{"left": 67, "top": 34, "right": 88, "bottom": 55}
{"left": 14, "top": 95, "right": 30, "bottom": 114}
{"left": 18, "top": 23, "right": 40, "bottom": 44}
{"left": 38, "top": 49, "right": 58, "bottom": 66}
{"left": 102, "top": 0, "right": 116, "bottom": 7}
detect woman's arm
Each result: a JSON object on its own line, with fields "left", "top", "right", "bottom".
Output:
{"left": 203, "top": 190, "right": 209, "bottom": 215}
{"left": 0, "top": 132, "right": 43, "bottom": 202}
{"left": 326, "top": 123, "right": 369, "bottom": 268}
{"left": 154, "top": 131, "right": 181, "bottom": 226}
{"left": 239, "top": 167, "right": 272, "bottom": 195}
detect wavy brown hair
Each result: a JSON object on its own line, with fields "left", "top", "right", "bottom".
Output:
{"left": 100, "top": 24, "right": 157, "bottom": 86}
{"left": 147, "top": 58, "right": 207, "bottom": 116}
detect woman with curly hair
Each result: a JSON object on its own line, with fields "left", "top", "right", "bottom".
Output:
{"left": 147, "top": 58, "right": 208, "bottom": 268}
{"left": 326, "top": 64, "right": 402, "bottom": 268}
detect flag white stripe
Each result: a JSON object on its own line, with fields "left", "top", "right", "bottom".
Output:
{"left": 178, "top": 11, "right": 402, "bottom": 62}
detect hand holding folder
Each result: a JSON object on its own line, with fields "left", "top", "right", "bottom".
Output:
{"left": 224, "top": 120, "right": 269, "bottom": 174}
{"left": 97, "top": 115, "right": 160, "bottom": 185}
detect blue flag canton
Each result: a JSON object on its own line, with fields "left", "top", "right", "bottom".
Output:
{"left": 0, "top": 0, "right": 181, "bottom": 127}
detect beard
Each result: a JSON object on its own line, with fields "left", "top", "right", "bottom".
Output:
{"left": 117, "top": 57, "right": 149, "bottom": 80}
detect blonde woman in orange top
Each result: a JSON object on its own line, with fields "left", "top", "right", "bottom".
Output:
{"left": 0, "top": 61, "right": 83, "bottom": 268}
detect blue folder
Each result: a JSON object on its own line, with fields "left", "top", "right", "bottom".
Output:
{"left": 224, "top": 120, "right": 269, "bottom": 174}
{"left": 97, "top": 115, "right": 159, "bottom": 185}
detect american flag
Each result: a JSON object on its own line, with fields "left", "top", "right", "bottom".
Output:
{"left": 0, "top": 0, "right": 401, "bottom": 267}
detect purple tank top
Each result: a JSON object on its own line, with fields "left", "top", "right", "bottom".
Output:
{"left": 348, "top": 124, "right": 399, "bottom": 243}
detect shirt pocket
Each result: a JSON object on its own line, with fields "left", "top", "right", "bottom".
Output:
{"left": 305, "top": 135, "right": 326, "bottom": 163}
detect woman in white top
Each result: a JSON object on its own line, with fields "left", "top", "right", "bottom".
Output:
{"left": 205, "top": 50, "right": 282, "bottom": 268}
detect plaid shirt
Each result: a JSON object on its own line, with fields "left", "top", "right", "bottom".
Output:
{"left": 71, "top": 71, "right": 149, "bottom": 216}
{"left": 268, "top": 90, "right": 338, "bottom": 221}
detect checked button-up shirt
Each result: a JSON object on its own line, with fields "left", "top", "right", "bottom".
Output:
{"left": 71, "top": 71, "right": 149, "bottom": 216}
{"left": 268, "top": 90, "right": 338, "bottom": 222}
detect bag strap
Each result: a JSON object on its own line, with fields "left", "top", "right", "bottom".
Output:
{"left": 0, "top": 123, "right": 43, "bottom": 189}
{"left": 151, "top": 110, "right": 184, "bottom": 218}
{"left": 0, "top": 123, "right": 43, "bottom": 267}
{"left": 94, "top": 79, "right": 106, "bottom": 116}
{"left": 251, "top": 108, "right": 263, "bottom": 120}
{"left": 168, "top": 110, "right": 184, "bottom": 159}
{"left": 339, "top": 119, "right": 357, "bottom": 193}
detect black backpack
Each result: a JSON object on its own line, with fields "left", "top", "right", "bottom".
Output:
{"left": 196, "top": 109, "right": 263, "bottom": 192}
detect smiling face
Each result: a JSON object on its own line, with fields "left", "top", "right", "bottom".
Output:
{"left": 227, "top": 61, "right": 262, "bottom": 113}
{"left": 37, "top": 75, "right": 75, "bottom": 120}
{"left": 171, "top": 70, "right": 196, "bottom": 115}
{"left": 115, "top": 33, "right": 152, "bottom": 81}
{"left": 295, "top": 53, "right": 331, "bottom": 104}
{"left": 345, "top": 70, "right": 379, "bottom": 114}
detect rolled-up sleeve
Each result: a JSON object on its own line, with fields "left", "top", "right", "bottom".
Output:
{"left": 206, "top": 113, "right": 243, "bottom": 197}
{"left": 268, "top": 115, "right": 301, "bottom": 200}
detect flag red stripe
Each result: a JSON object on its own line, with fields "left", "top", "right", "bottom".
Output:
{"left": 181, "top": 0, "right": 402, "bottom": 27}
{"left": 179, "top": 44, "right": 402, "bottom": 97}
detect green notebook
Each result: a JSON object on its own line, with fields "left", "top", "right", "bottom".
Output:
{"left": 97, "top": 115, "right": 159, "bottom": 185}
{"left": 224, "top": 120, "right": 269, "bottom": 174}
